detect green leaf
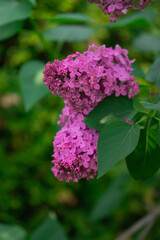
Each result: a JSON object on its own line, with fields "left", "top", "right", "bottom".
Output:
{"left": 0, "top": 21, "right": 23, "bottom": 41}
{"left": 52, "top": 13, "right": 91, "bottom": 23}
{"left": 43, "top": 24, "right": 94, "bottom": 42}
{"left": 158, "top": 126, "right": 160, "bottom": 146}
{"left": 146, "top": 57, "right": 160, "bottom": 89}
{"left": 133, "top": 85, "right": 151, "bottom": 114}
{"left": 0, "top": 224, "right": 26, "bottom": 240}
{"left": 0, "top": 0, "right": 33, "bottom": 27}
{"left": 84, "top": 96, "right": 134, "bottom": 131}
{"left": 132, "top": 64, "right": 145, "bottom": 79}
{"left": 107, "top": 8, "right": 157, "bottom": 28}
{"left": 133, "top": 33, "right": 160, "bottom": 53}
{"left": 19, "top": 60, "right": 49, "bottom": 112}
{"left": 156, "top": 112, "right": 160, "bottom": 121}
{"left": 140, "top": 101, "right": 160, "bottom": 111}
{"left": 28, "top": 0, "right": 36, "bottom": 6}
{"left": 156, "top": 94, "right": 160, "bottom": 103}
{"left": 30, "top": 213, "right": 67, "bottom": 240}
{"left": 98, "top": 120, "right": 140, "bottom": 178}
{"left": 90, "top": 174, "right": 129, "bottom": 221}
{"left": 126, "top": 129, "right": 160, "bottom": 181}
{"left": 137, "top": 85, "right": 150, "bottom": 98}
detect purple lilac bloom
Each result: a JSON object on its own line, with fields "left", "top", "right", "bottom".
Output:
{"left": 52, "top": 111, "right": 98, "bottom": 182}
{"left": 43, "top": 44, "right": 139, "bottom": 115}
{"left": 87, "top": 0, "right": 152, "bottom": 22}
{"left": 43, "top": 44, "right": 140, "bottom": 182}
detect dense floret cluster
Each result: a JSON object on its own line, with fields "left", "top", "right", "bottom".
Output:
{"left": 88, "top": 0, "right": 152, "bottom": 21}
{"left": 43, "top": 45, "right": 139, "bottom": 114}
{"left": 52, "top": 110, "right": 98, "bottom": 182}
{"left": 43, "top": 45, "right": 139, "bottom": 182}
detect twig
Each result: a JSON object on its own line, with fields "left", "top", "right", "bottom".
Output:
{"left": 115, "top": 206, "right": 160, "bottom": 240}
{"left": 137, "top": 221, "right": 155, "bottom": 240}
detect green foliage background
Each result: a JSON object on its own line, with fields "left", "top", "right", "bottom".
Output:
{"left": 0, "top": 0, "right": 160, "bottom": 239}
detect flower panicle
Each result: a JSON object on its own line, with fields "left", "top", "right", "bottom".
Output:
{"left": 88, "top": 0, "right": 152, "bottom": 22}
{"left": 43, "top": 44, "right": 140, "bottom": 182}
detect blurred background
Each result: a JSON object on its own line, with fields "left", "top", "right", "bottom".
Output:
{"left": 0, "top": 0, "right": 160, "bottom": 239}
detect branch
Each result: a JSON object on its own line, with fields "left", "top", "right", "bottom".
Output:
{"left": 115, "top": 206, "right": 160, "bottom": 240}
{"left": 137, "top": 220, "right": 155, "bottom": 240}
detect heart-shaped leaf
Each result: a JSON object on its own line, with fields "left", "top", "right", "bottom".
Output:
{"left": 107, "top": 8, "right": 157, "bottom": 28}
{"left": 30, "top": 213, "right": 67, "bottom": 240}
{"left": 132, "top": 64, "right": 145, "bottom": 79}
{"left": 133, "top": 85, "right": 151, "bottom": 114}
{"left": 0, "top": 224, "right": 26, "bottom": 240}
{"left": 126, "top": 129, "right": 160, "bottom": 181}
{"left": 84, "top": 95, "right": 134, "bottom": 131}
{"left": 140, "top": 101, "right": 160, "bottom": 111}
{"left": 19, "top": 60, "right": 49, "bottom": 111}
{"left": 43, "top": 24, "right": 94, "bottom": 42}
{"left": 146, "top": 57, "right": 160, "bottom": 89}
{"left": 90, "top": 174, "right": 129, "bottom": 221}
{"left": 29, "top": 0, "right": 36, "bottom": 6}
{"left": 0, "top": 21, "right": 23, "bottom": 41}
{"left": 133, "top": 33, "right": 160, "bottom": 53}
{"left": 52, "top": 13, "right": 92, "bottom": 23}
{"left": 0, "top": 0, "right": 33, "bottom": 27}
{"left": 98, "top": 120, "right": 140, "bottom": 178}
{"left": 158, "top": 126, "right": 160, "bottom": 146}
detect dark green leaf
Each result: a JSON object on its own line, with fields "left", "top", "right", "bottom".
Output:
{"left": 126, "top": 129, "right": 160, "bottom": 181}
{"left": 107, "top": 8, "right": 157, "bottom": 29}
{"left": 28, "top": 0, "right": 36, "bottom": 6}
{"left": 98, "top": 120, "right": 140, "bottom": 178}
{"left": 0, "top": 0, "right": 33, "bottom": 27}
{"left": 156, "top": 112, "right": 160, "bottom": 121}
{"left": 90, "top": 174, "right": 129, "bottom": 221}
{"left": 146, "top": 57, "right": 160, "bottom": 88}
{"left": 0, "top": 21, "right": 23, "bottom": 41}
{"left": 19, "top": 60, "right": 49, "bottom": 112}
{"left": 43, "top": 25, "right": 94, "bottom": 42}
{"left": 133, "top": 33, "right": 160, "bottom": 53}
{"left": 133, "top": 85, "right": 151, "bottom": 114}
{"left": 0, "top": 224, "right": 26, "bottom": 240}
{"left": 140, "top": 101, "right": 160, "bottom": 111}
{"left": 132, "top": 64, "right": 145, "bottom": 79}
{"left": 84, "top": 96, "right": 134, "bottom": 131}
{"left": 137, "top": 85, "right": 150, "bottom": 98}
{"left": 158, "top": 126, "right": 160, "bottom": 146}
{"left": 52, "top": 13, "right": 91, "bottom": 23}
{"left": 156, "top": 93, "right": 160, "bottom": 103}
{"left": 30, "top": 213, "right": 67, "bottom": 240}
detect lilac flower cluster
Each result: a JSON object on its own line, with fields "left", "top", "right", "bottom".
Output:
{"left": 43, "top": 45, "right": 139, "bottom": 182}
{"left": 52, "top": 109, "right": 98, "bottom": 182}
{"left": 43, "top": 45, "right": 139, "bottom": 114}
{"left": 88, "top": 0, "right": 152, "bottom": 22}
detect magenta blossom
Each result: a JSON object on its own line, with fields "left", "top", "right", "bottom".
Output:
{"left": 43, "top": 45, "right": 140, "bottom": 182}
{"left": 52, "top": 111, "right": 98, "bottom": 182}
{"left": 43, "top": 44, "right": 139, "bottom": 115}
{"left": 88, "top": 0, "right": 152, "bottom": 21}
